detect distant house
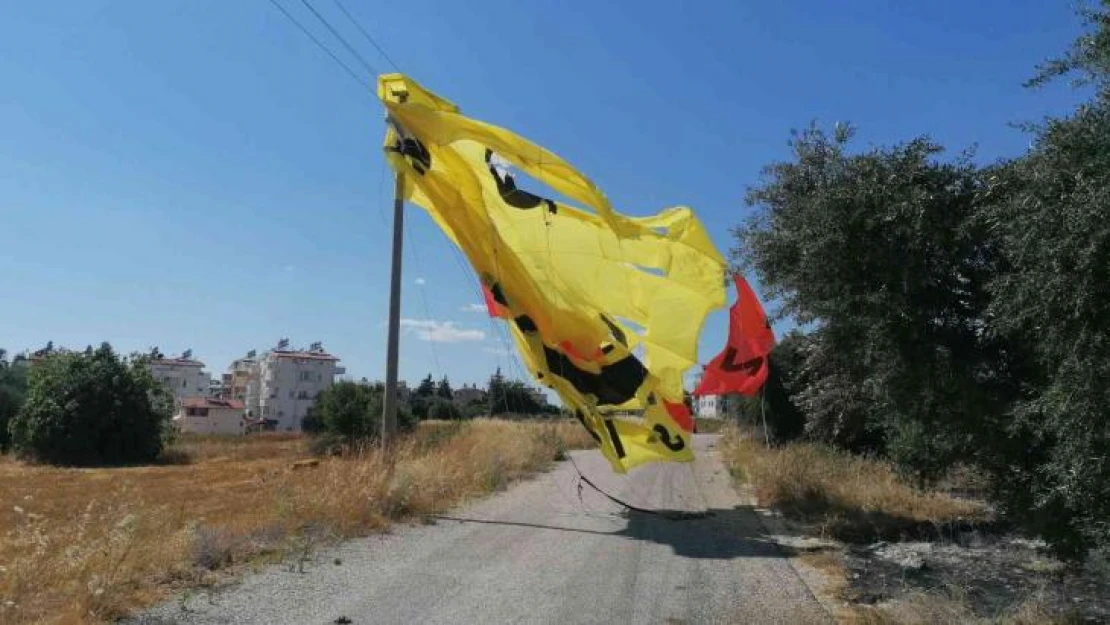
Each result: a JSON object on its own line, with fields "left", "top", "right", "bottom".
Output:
{"left": 453, "top": 383, "right": 487, "bottom": 405}
{"left": 173, "top": 397, "right": 248, "bottom": 436}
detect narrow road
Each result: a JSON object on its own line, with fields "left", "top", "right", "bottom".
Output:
{"left": 133, "top": 435, "right": 830, "bottom": 625}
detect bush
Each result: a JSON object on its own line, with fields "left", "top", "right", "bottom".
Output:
{"left": 9, "top": 344, "right": 173, "bottom": 466}
{"left": 0, "top": 355, "right": 28, "bottom": 451}
{"left": 428, "top": 398, "right": 463, "bottom": 421}
{"left": 309, "top": 381, "right": 415, "bottom": 444}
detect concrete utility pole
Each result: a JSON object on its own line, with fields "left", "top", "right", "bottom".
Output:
{"left": 381, "top": 172, "right": 404, "bottom": 445}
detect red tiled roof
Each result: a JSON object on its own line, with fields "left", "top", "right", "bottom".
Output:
{"left": 271, "top": 350, "right": 339, "bottom": 361}
{"left": 181, "top": 397, "right": 244, "bottom": 410}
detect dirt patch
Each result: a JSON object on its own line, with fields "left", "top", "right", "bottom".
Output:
{"left": 839, "top": 535, "right": 1109, "bottom": 623}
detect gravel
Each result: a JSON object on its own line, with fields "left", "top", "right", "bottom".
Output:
{"left": 126, "top": 435, "right": 830, "bottom": 625}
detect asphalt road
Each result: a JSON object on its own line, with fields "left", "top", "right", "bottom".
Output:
{"left": 131, "top": 435, "right": 831, "bottom": 625}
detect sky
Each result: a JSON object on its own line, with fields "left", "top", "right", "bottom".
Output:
{"left": 0, "top": 0, "right": 1091, "bottom": 394}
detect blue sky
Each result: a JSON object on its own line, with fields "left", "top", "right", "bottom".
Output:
{"left": 0, "top": 0, "right": 1089, "bottom": 392}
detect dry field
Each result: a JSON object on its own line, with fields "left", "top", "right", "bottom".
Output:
{"left": 0, "top": 419, "right": 594, "bottom": 625}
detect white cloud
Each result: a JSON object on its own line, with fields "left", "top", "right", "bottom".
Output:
{"left": 414, "top": 277, "right": 426, "bottom": 285}
{"left": 400, "top": 319, "right": 485, "bottom": 343}
{"left": 460, "top": 303, "right": 487, "bottom": 313}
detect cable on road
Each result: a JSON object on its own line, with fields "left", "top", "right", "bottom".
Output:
{"left": 568, "top": 455, "right": 709, "bottom": 521}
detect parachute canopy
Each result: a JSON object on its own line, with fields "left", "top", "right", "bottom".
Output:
{"left": 693, "top": 274, "right": 776, "bottom": 397}
{"left": 377, "top": 73, "right": 731, "bottom": 473}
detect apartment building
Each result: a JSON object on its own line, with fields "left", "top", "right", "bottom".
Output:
{"left": 149, "top": 351, "right": 211, "bottom": 404}
{"left": 256, "top": 340, "right": 344, "bottom": 431}
{"left": 224, "top": 351, "right": 261, "bottom": 417}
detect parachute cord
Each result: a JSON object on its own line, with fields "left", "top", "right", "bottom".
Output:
{"left": 567, "top": 454, "right": 705, "bottom": 520}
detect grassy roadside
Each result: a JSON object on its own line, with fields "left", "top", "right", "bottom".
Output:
{"left": 719, "top": 426, "right": 988, "bottom": 543}
{"left": 0, "top": 419, "right": 594, "bottom": 625}
{"left": 717, "top": 426, "right": 1089, "bottom": 624}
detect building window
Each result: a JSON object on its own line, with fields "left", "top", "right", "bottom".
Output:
{"left": 289, "top": 390, "right": 295, "bottom": 399}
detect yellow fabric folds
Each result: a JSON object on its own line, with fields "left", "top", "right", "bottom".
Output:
{"left": 377, "top": 74, "right": 727, "bottom": 473}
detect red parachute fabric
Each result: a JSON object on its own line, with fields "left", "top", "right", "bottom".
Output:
{"left": 693, "top": 274, "right": 775, "bottom": 397}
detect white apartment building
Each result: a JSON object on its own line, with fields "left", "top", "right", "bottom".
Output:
{"left": 225, "top": 351, "right": 262, "bottom": 418}
{"left": 149, "top": 352, "right": 211, "bottom": 405}
{"left": 256, "top": 341, "right": 344, "bottom": 431}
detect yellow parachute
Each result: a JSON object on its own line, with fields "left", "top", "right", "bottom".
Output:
{"left": 377, "top": 74, "right": 727, "bottom": 473}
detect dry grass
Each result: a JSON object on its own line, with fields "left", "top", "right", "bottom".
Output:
{"left": 719, "top": 426, "right": 990, "bottom": 542}
{"left": 0, "top": 419, "right": 594, "bottom": 625}
{"left": 847, "top": 591, "right": 1085, "bottom": 625}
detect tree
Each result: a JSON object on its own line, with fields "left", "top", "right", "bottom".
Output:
{"left": 309, "top": 381, "right": 415, "bottom": 442}
{"left": 415, "top": 374, "right": 436, "bottom": 398}
{"left": 9, "top": 343, "right": 173, "bottom": 466}
{"left": 487, "top": 368, "right": 544, "bottom": 416}
{"left": 971, "top": 2, "right": 1110, "bottom": 558}
{"left": 436, "top": 376, "right": 454, "bottom": 400}
{"left": 735, "top": 124, "right": 1011, "bottom": 481}
{"left": 0, "top": 349, "right": 29, "bottom": 452}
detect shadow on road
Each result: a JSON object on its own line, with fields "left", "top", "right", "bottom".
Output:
{"left": 433, "top": 505, "right": 787, "bottom": 561}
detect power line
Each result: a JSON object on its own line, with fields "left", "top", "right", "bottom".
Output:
{"left": 330, "top": 0, "right": 402, "bottom": 72}
{"left": 295, "top": 0, "right": 381, "bottom": 77}
{"left": 265, "top": 0, "right": 368, "bottom": 91}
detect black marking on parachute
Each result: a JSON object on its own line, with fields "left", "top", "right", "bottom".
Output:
{"left": 489, "top": 283, "right": 509, "bottom": 307}
{"left": 604, "top": 419, "right": 626, "bottom": 458}
{"left": 653, "top": 424, "right": 686, "bottom": 451}
{"left": 721, "top": 347, "right": 764, "bottom": 375}
{"left": 388, "top": 138, "right": 431, "bottom": 175}
{"left": 575, "top": 411, "right": 602, "bottom": 443}
{"left": 514, "top": 315, "right": 538, "bottom": 333}
{"left": 600, "top": 315, "right": 628, "bottom": 347}
{"left": 542, "top": 345, "right": 646, "bottom": 406}
{"left": 601, "top": 344, "right": 615, "bottom": 354}
{"left": 484, "top": 149, "right": 558, "bottom": 214}
{"left": 646, "top": 393, "right": 657, "bottom": 405}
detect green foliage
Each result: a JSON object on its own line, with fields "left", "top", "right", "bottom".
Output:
{"left": 728, "top": 3, "right": 1110, "bottom": 557}
{"left": 8, "top": 344, "right": 173, "bottom": 466}
{"left": 976, "top": 94, "right": 1110, "bottom": 559}
{"left": 428, "top": 397, "right": 463, "bottom": 420}
{"left": 736, "top": 332, "right": 808, "bottom": 444}
{"left": 0, "top": 349, "right": 29, "bottom": 451}
{"left": 487, "top": 369, "right": 546, "bottom": 416}
{"left": 736, "top": 125, "right": 1009, "bottom": 478}
{"left": 462, "top": 398, "right": 488, "bottom": 419}
{"left": 1025, "top": 0, "right": 1110, "bottom": 91}
{"left": 308, "top": 381, "right": 415, "bottom": 442}
{"left": 415, "top": 374, "right": 435, "bottom": 398}
{"left": 436, "top": 376, "right": 453, "bottom": 400}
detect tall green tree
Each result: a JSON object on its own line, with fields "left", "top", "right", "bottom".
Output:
{"left": 436, "top": 376, "right": 454, "bottom": 400}
{"left": 973, "top": 1, "right": 1110, "bottom": 558}
{"left": 9, "top": 343, "right": 173, "bottom": 466}
{"left": 415, "top": 374, "right": 435, "bottom": 398}
{"left": 735, "top": 125, "right": 1012, "bottom": 480}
